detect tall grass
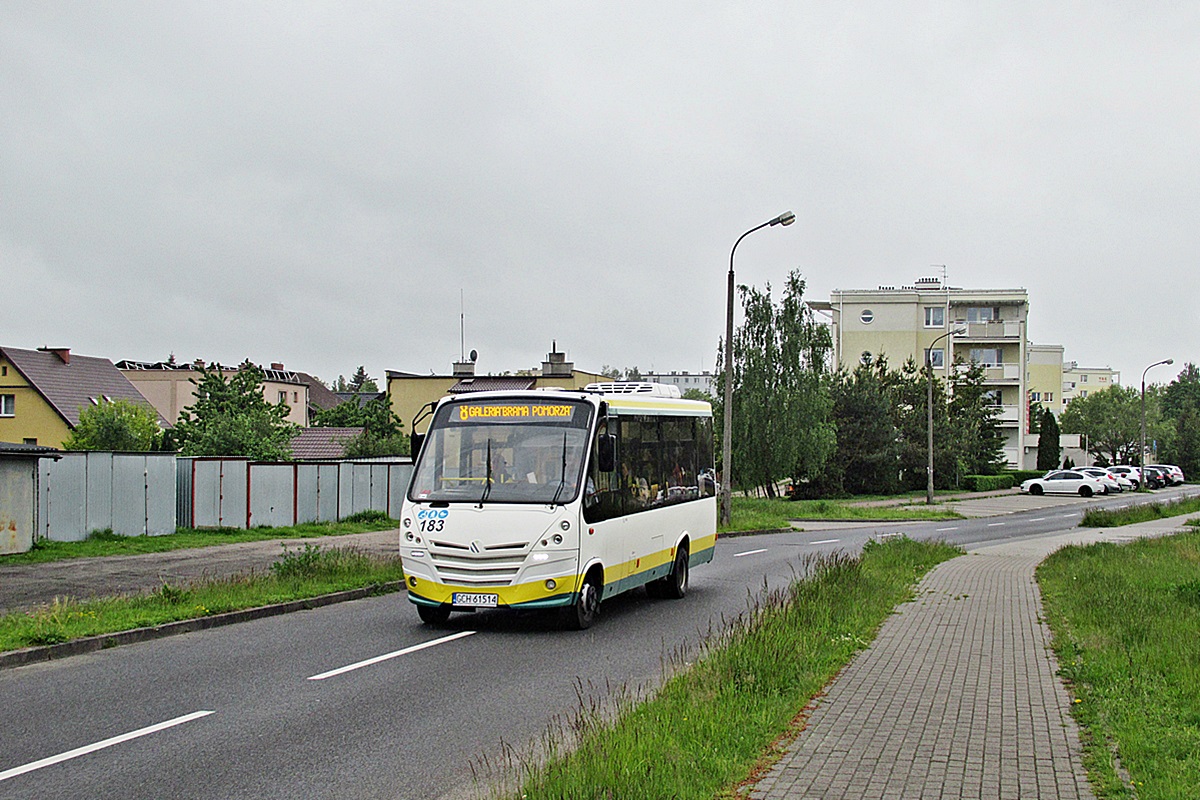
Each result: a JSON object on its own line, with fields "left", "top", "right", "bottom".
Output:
{"left": 484, "top": 537, "right": 960, "bottom": 799}
{"left": 1037, "top": 531, "right": 1200, "bottom": 799}
{"left": 0, "top": 545, "right": 405, "bottom": 651}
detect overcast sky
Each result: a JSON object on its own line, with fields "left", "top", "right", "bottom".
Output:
{"left": 3, "top": 2, "right": 1196, "bottom": 389}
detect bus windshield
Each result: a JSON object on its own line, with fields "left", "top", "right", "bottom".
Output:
{"left": 408, "top": 398, "right": 593, "bottom": 505}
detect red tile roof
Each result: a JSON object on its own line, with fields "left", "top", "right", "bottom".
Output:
{"left": 290, "top": 427, "right": 364, "bottom": 460}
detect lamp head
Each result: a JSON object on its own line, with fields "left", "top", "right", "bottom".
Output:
{"left": 1166, "top": 358, "right": 1175, "bottom": 365}
{"left": 771, "top": 211, "right": 796, "bottom": 227}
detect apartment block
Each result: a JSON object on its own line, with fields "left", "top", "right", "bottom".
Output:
{"left": 1026, "top": 343, "right": 1065, "bottom": 417}
{"left": 1062, "top": 361, "right": 1121, "bottom": 405}
{"left": 812, "top": 277, "right": 1029, "bottom": 468}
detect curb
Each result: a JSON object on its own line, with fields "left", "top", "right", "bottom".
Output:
{"left": 0, "top": 580, "right": 406, "bottom": 671}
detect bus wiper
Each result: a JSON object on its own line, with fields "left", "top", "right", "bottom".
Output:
{"left": 478, "top": 439, "right": 493, "bottom": 508}
{"left": 550, "top": 433, "right": 568, "bottom": 506}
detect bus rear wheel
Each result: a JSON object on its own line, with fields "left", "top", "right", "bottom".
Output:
{"left": 417, "top": 604, "right": 451, "bottom": 626}
{"left": 648, "top": 546, "right": 689, "bottom": 600}
{"left": 563, "top": 573, "right": 601, "bottom": 630}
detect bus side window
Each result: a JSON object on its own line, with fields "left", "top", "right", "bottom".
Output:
{"left": 584, "top": 423, "right": 621, "bottom": 524}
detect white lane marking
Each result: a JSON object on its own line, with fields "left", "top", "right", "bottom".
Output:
{"left": 1062, "top": 513, "right": 1081, "bottom": 517}
{"left": 0, "top": 710, "right": 214, "bottom": 783}
{"left": 987, "top": 522, "right": 1006, "bottom": 527}
{"left": 878, "top": 533, "right": 902, "bottom": 538}
{"left": 1030, "top": 518, "right": 1046, "bottom": 522}
{"left": 308, "top": 630, "right": 476, "bottom": 681}
{"left": 810, "top": 539, "right": 840, "bottom": 545}
{"left": 935, "top": 526, "right": 959, "bottom": 532}
{"left": 733, "top": 548, "right": 767, "bottom": 558}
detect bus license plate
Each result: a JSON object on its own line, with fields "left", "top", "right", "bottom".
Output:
{"left": 453, "top": 592, "right": 498, "bottom": 608}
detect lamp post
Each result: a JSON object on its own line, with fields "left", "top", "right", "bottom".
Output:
{"left": 926, "top": 327, "right": 966, "bottom": 504}
{"left": 1140, "top": 358, "right": 1173, "bottom": 490}
{"left": 721, "top": 210, "right": 795, "bottom": 526}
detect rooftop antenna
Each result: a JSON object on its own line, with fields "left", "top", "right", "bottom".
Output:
{"left": 459, "top": 289, "right": 465, "bottom": 363}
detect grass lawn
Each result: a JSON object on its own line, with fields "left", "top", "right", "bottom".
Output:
{"left": 0, "top": 544, "right": 405, "bottom": 652}
{"left": 1037, "top": 531, "right": 1200, "bottom": 799}
{"left": 0, "top": 512, "right": 397, "bottom": 565}
{"left": 492, "top": 537, "right": 961, "bottom": 800}
{"left": 721, "top": 496, "right": 962, "bottom": 534}
{"left": 1080, "top": 495, "right": 1200, "bottom": 528}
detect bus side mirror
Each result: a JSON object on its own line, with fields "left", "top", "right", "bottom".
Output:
{"left": 410, "top": 432, "right": 425, "bottom": 458}
{"left": 598, "top": 434, "right": 616, "bottom": 472}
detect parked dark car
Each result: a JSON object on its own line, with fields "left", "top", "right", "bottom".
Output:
{"left": 1141, "top": 466, "right": 1166, "bottom": 490}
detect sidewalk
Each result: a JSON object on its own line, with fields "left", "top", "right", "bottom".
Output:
{"left": 749, "top": 516, "right": 1191, "bottom": 800}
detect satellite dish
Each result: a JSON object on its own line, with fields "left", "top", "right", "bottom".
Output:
{"left": 469, "top": 349, "right": 478, "bottom": 363}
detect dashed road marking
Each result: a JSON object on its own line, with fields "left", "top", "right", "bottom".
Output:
{"left": 308, "top": 630, "right": 477, "bottom": 681}
{"left": 733, "top": 548, "right": 767, "bottom": 558}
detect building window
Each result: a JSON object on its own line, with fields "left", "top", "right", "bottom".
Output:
{"left": 1030, "top": 391, "right": 1041, "bottom": 402}
{"left": 965, "top": 306, "right": 1000, "bottom": 323}
{"left": 1046, "top": 392, "right": 1054, "bottom": 402}
{"left": 928, "top": 349, "right": 945, "bottom": 368}
{"left": 0, "top": 394, "right": 13, "bottom": 416}
{"left": 860, "top": 309, "right": 874, "bottom": 324}
{"left": 982, "top": 390, "right": 1002, "bottom": 406}
{"left": 293, "top": 392, "right": 299, "bottom": 403}
{"left": 1080, "top": 390, "right": 1088, "bottom": 397}
{"left": 924, "top": 307, "right": 945, "bottom": 327}
{"left": 1099, "top": 376, "right": 1107, "bottom": 383}
{"left": 23, "top": 438, "right": 36, "bottom": 445}
{"left": 1, "top": 366, "right": 6, "bottom": 376}
{"left": 1080, "top": 374, "right": 1088, "bottom": 383}
{"left": 278, "top": 391, "right": 287, "bottom": 404}
{"left": 969, "top": 348, "right": 1003, "bottom": 366}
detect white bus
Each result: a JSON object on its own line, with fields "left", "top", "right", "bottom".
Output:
{"left": 399, "top": 383, "right": 717, "bottom": 629}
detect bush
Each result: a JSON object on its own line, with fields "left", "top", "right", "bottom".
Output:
{"left": 1005, "top": 470, "right": 1045, "bottom": 484}
{"left": 962, "top": 474, "right": 1015, "bottom": 491}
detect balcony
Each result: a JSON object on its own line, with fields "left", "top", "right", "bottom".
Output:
{"left": 954, "top": 363, "right": 1021, "bottom": 383}
{"left": 955, "top": 320, "right": 1022, "bottom": 340}
{"left": 991, "top": 404, "right": 1021, "bottom": 424}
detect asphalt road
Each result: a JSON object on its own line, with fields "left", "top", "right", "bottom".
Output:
{"left": 1, "top": 485, "right": 1196, "bottom": 800}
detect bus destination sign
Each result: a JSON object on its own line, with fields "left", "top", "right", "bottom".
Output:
{"left": 454, "top": 402, "right": 578, "bottom": 422}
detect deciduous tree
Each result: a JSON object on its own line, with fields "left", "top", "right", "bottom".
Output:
{"left": 63, "top": 399, "right": 162, "bottom": 451}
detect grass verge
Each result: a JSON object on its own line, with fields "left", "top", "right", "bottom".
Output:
{"left": 1037, "top": 531, "right": 1200, "bottom": 799}
{"left": 721, "top": 496, "right": 962, "bottom": 534}
{"left": 1080, "top": 495, "right": 1200, "bottom": 528}
{"left": 0, "top": 510, "right": 397, "bottom": 565}
{"left": 0, "top": 544, "right": 405, "bottom": 652}
{"left": 492, "top": 537, "right": 960, "bottom": 800}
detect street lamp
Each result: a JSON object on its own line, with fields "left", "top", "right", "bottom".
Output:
{"left": 926, "top": 327, "right": 966, "bottom": 504}
{"left": 1140, "top": 358, "right": 1173, "bottom": 490}
{"left": 721, "top": 210, "right": 796, "bottom": 526}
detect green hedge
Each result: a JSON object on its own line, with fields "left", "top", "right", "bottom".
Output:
{"left": 1005, "top": 470, "right": 1045, "bottom": 484}
{"left": 962, "top": 474, "right": 1016, "bottom": 491}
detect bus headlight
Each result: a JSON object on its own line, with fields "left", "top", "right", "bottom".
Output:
{"left": 560, "top": 520, "right": 570, "bottom": 531}
{"left": 552, "top": 534, "right": 563, "bottom": 545}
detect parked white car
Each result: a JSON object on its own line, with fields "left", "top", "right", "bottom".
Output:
{"left": 1107, "top": 465, "right": 1142, "bottom": 489}
{"left": 1020, "top": 470, "right": 1107, "bottom": 497}
{"left": 1075, "top": 467, "right": 1125, "bottom": 493}
{"left": 1148, "top": 464, "right": 1185, "bottom": 485}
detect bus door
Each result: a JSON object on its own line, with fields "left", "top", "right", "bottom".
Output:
{"left": 583, "top": 420, "right": 627, "bottom": 592}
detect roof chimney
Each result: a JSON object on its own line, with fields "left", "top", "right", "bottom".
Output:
{"left": 270, "top": 362, "right": 285, "bottom": 371}
{"left": 39, "top": 346, "right": 70, "bottom": 364}
{"left": 452, "top": 360, "right": 476, "bottom": 377}
{"left": 542, "top": 343, "right": 574, "bottom": 377}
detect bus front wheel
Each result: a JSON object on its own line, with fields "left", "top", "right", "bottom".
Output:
{"left": 563, "top": 573, "right": 601, "bottom": 630}
{"left": 417, "top": 604, "right": 451, "bottom": 626}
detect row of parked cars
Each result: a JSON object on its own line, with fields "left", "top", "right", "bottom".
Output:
{"left": 1020, "top": 464, "right": 1186, "bottom": 497}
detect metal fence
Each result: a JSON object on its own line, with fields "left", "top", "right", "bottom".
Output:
{"left": 35, "top": 454, "right": 413, "bottom": 541}
{"left": 39, "top": 452, "right": 177, "bottom": 541}
{"left": 176, "top": 457, "right": 413, "bottom": 530}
